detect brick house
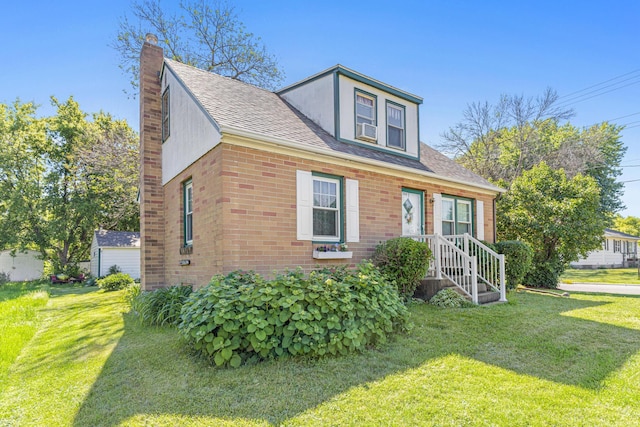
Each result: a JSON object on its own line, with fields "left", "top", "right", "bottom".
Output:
{"left": 139, "top": 34, "right": 505, "bottom": 302}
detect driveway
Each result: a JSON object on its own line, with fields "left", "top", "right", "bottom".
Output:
{"left": 558, "top": 283, "right": 640, "bottom": 295}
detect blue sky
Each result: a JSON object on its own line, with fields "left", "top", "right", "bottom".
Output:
{"left": 2, "top": 0, "right": 639, "bottom": 216}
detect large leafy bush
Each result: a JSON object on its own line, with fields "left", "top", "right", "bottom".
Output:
{"left": 132, "top": 285, "right": 192, "bottom": 326}
{"left": 493, "top": 240, "right": 533, "bottom": 290}
{"left": 178, "top": 262, "right": 409, "bottom": 368}
{"left": 372, "top": 237, "right": 431, "bottom": 298}
{"left": 97, "top": 273, "right": 133, "bottom": 291}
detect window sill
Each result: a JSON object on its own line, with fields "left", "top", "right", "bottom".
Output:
{"left": 313, "top": 250, "right": 353, "bottom": 259}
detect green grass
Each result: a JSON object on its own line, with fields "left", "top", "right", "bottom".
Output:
{"left": 561, "top": 268, "right": 640, "bottom": 284}
{"left": 1, "top": 287, "right": 639, "bottom": 426}
{"left": 0, "top": 281, "right": 49, "bottom": 391}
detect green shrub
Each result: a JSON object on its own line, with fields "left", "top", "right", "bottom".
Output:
{"left": 178, "top": 262, "right": 410, "bottom": 368}
{"left": 429, "top": 288, "right": 475, "bottom": 308}
{"left": 493, "top": 240, "right": 533, "bottom": 290}
{"left": 372, "top": 237, "right": 431, "bottom": 299}
{"left": 108, "top": 265, "right": 122, "bottom": 275}
{"left": 123, "top": 282, "right": 141, "bottom": 306}
{"left": 0, "top": 271, "right": 11, "bottom": 285}
{"left": 132, "top": 284, "right": 192, "bottom": 326}
{"left": 524, "top": 260, "right": 561, "bottom": 289}
{"left": 97, "top": 273, "right": 134, "bottom": 291}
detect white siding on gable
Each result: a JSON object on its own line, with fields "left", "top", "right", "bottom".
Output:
{"left": 338, "top": 75, "right": 420, "bottom": 158}
{"left": 162, "top": 68, "right": 222, "bottom": 184}
{"left": 279, "top": 74, "right": 335, "bottom": 136}
{"left": 99, "top": 248, "right": 141, "bottom": 279}
{"left": 90, "top": 235, "right": 100, "bottom": 277}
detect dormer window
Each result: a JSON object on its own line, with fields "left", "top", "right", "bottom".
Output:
{"left": 386, "top": 102, "right": 405, "bottom": 150}
{"left": 355, "top": 92, "right": 375, "bottom": 125}
{"left": 162, "top": 87, "right": 170, "bottom": 142}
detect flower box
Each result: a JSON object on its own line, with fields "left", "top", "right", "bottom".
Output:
{"left": 313, "top": 250, "right": 353, "bottom": 259}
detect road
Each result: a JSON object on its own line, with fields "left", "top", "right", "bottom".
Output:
{"left": 558, "top": 283, "right": 640, "bottom": 295}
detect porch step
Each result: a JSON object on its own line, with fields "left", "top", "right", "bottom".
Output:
{"left": 415, "top": 278, "right": 501, "bottom": 305}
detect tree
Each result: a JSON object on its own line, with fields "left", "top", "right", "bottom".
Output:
{"left": 113, "top": 0, "right": 284, "bottom": 93}
{"left": 613, "top": 215, "right": 640, "bottom": 237}
{"left": 497, "top": 163, "right": 605, "bottom": 288}
{"left": 0, "top": 98, "right": 139, "bottom": 272}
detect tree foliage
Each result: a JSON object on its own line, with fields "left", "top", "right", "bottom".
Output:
{"left": 497, "top": 163, "right": 605, "bottom": 288}
{"left": 113, "top": 0, "right": 284, "bottom": 93}
{"left": 440, "top": 90, "right": 626, "bottom": 220}
{"left": 0, "top": 98, "right": 139, "bottom": 272}
{"left": 613, "top": 215, "right": 640, "bottom": 237}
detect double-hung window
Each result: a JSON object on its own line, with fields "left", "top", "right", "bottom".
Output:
{"left": 386, "top": 102, "right": 405, "bottom": 149}
{"left": 441, "top": 196, "right": 473, "bottom": 236}
{"left": 183, "top": 180, "right": 193, "bottom": 246}
{"left": 355, "top": 92, "right": 375, "bottom": 125}
{"left": 162, "top": 87, "right": 170, "bottom": 142}
{"left": 312, "top": 176, "right": 341, "bottom": 241}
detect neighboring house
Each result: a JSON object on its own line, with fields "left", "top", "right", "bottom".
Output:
{"left": 139, "top": 34, "right": 505, "bottom": 296}
{"left": 90, "top": 230, "right": 141, "bottom": 278}
{"left": 571, "top": 228, "right": 639, "bottom": 269}
{"left": 0, "top": 250, "right": 43, "bottom": 282}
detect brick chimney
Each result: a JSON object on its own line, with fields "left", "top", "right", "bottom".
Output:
{"left": 139, "top": 33, "right": 166, "bottom": 290}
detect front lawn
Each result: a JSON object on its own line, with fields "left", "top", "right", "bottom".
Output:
{"left": 1, "top": 286, "right": 639, "bottom": 426}
{"left": 561, "top": 268, "right": 640, "bottom": 284}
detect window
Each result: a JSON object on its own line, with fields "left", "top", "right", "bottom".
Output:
{"left": 613, "top": 240, "right": 621, "bottom": 253}
{"left": 355, "top": 92, "right": 376, "bottom": 125}
{"left": 162, "top": 87, "right": 170, "bottom": 142}
{"left": 441, "top": 196, "right": 473, "bottom": 236}
{"left": 183, "top": 180, "right": 193, "bottom": 246}
{"left": 312, "top": 176, "right": 341, "bottom": 240}
{"left": 386, "top": 102, "right": 405, "bottom": 149}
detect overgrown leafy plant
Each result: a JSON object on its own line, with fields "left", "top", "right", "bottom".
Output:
{"left": 429, "top": 288, "right": 475, "bottom": 308}
{"left": 108, "top": 265, "right": 122, "bottom": 275}
{"left": 132, "top": 284, "right": 192, "bottom": 326}
{"left": 178, "top": 262, "right": 410, "bottom": 368}
{"left": 493, "top": 240, "right": 533, "bottom": 289}
{"left": 97, "top": 273, "right": 133, "bottom": 291}
{"left": 372, "top": 237, "right": 431, "bottom": 299}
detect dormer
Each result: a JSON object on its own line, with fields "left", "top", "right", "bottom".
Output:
{"left": 278, "top": 65, "right": 423, "bottom": 160}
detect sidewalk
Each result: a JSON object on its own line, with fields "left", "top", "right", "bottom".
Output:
{"left": 558, "top": 282, "right": 640, "bottom": 295}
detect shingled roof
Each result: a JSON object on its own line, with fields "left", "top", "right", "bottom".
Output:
{"left": 605, "top": 228, "right": 640, "bottom": 240}
{"left": 164, "top": 59, "right": 501, "bottom": 192}
{"left": 94, "top": 230, "right": 140, "bottom": 248}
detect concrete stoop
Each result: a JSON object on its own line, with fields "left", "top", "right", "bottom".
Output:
{"left": 415, "top": 277, "right": 500, "bottom": 305}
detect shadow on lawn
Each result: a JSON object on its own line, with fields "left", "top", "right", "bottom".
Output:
{"left": 73, "top": 292, "right": 640, "bottom": 426}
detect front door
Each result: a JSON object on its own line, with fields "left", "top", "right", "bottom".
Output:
{"left": 402, "top": 189, "right": 423, "bottom": 236}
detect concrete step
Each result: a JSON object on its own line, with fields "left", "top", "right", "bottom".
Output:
{"left": 477, "top": 291, "right": 501, "bottom": 304}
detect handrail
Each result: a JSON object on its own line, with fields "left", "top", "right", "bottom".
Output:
{"left": 404, "top": 233, "right": 506, "bottom": 304}
{"left": 404, "top": 234, "right": 478, "bottom": 303}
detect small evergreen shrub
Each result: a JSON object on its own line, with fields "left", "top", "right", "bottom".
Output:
{"left": 430, "top": 288, "right": 475, "bottom": 308}
{"left": 178, "top": 262, "right": 410, "bottom": 368}
{"left": 97, "top": 273, "right": 134, "bottom": 291}
{"left": 108, "top": 265, "right": 122, "bottom": 275}
{"left": 132, "top": 284, "right": 192, "bottom": 326}
{"left": 493, "top": 240, "right": 534, "bottom": 290}
{"left": 372, "top": 237, "right": 431, "bottom": 299}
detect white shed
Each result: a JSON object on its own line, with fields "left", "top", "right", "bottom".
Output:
{"left": 90, "top": 230, "right": 140, "bottom": 279}
{"left": 0, "top": 250, "right": 44, "bottom": 282}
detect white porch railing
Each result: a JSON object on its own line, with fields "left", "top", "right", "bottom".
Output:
{"left": 404, "top": 233, "right": 507, "bottom": 304}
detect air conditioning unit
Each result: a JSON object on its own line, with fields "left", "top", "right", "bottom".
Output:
{"left": 356, "top": 123, "right": 377, "bottom": 142}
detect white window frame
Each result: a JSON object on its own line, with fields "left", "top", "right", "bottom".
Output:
{"left": 162, "top": 87, "right": 170, "bottom": 142}
{"left": 386, "top": 102, "right": 405, "bottom": 150}
{"left": 355, "top": 91, "right": 376, "bottom": 126}
{"left": 184, "top": 180, "right": 193, "bottom": 246}
{"left": 441, "top": 196, "right": 473, "bottom": 236}
{"left": 312, "top": 175, "right": 341, "bottom": 241}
